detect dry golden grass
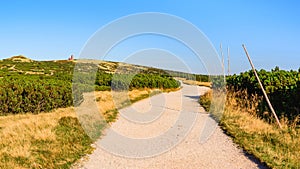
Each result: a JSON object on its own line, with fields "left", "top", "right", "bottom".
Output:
{"left": 179, "top": 78, "right": 212, "bottom": 87}
{"left": 219, "top": 91, "right": 300, "bottom": 169}
{"left": 200, "top": 89, "right": 300, "bottom": 168}
{"left": 0, "top": 108, "right": 75, "bottom": 168}
{"left": 95, "top": 89, "right": 153, "bottom": 109}
{"left": 7, "top": 55, "right": 33, "bottom": 63}
{"left": 94, "top": 91, "right": 115, "bottom": 114}
{"left": 94, "top": 88, "right": 167, "bottom": 122}
{"left": 0, "top": 89, "right": 165, "bottom": 168}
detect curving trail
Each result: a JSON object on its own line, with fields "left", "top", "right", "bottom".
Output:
{"left": 75, "top": 84, "right": 267, "bottom": 169}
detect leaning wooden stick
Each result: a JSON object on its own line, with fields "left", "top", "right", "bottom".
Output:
{"left": 242, "top": 44, "right": 282, "bottom": 129}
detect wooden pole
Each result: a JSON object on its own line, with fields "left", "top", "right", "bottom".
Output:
{"left": 227, "top": 46, "right": 230, "bottom": 76}
{"left": 220, "top": 43, "right": 226, "bottom": 82}
{"left": 242, "top": 44, "right": 282, "bottom": 129}
{"left": 220, "top": 43, "right": 225, "bottom": 70}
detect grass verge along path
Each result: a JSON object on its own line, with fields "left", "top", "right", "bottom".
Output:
{"left": 0, "top": 88, "right": 174, "bottom": 169}
{"left": 200, "top": 90, "right": 300, "bottom": 169}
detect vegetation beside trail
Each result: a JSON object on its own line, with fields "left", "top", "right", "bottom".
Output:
{"left": 0, "top": 88, "right": 172, "bottom": 169}
{"left": 178, "top": 78, "right": 212, "bottom": 87}
{"left": 94, "top": 88, "right": 172, "bottom": 124}
{"left": 199, "top": 67, "right": 300, "bottom": 169}
{"left": 226, "top": 66, "right": 300, "bottom": 122}
{"left": 0, "top": 108, "right": 94, "bottom": 169}
{"left": 0, "top": 56, "right": 184, "bottom": 168}
{"left": 0, "top": 76, "right": 74, "bottom": 115}
{"left": 0, "top": 56, "right": 180, "bottom": 115}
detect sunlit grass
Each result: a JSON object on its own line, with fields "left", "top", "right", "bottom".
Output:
{"left": 200, "top": 90, "right": 300, "bottom": 169}
{"left": 0, "top": 108, "right": 89, "bottom": 168}
{"left": 0, "top": 88, "right": 177, "bottom": 168}
{"left": 181, "top": 79, "right": 212, "bottom": 87}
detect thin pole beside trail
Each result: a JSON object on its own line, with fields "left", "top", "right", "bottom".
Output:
{"left": 220, "top": 43, "right": 225, "bottom": 70}
{"left": 220, "top": 43, "right": 226, "bottom": 82}
{"left": 242, "top": 44, "right": 282, "bottom": 129}
{"left": 227, "top": 46, "right": 230, "bottom": 76}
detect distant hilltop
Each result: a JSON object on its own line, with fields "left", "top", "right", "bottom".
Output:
{"left": 2, "top": 55, "right": 76, "bottom": 62}
{"left": 4, "top": 55, "right": 33, "bottom": 63}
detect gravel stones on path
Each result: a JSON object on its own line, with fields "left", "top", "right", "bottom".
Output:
{"left": 75, "top": 84, "right": 266, "bottom": 169}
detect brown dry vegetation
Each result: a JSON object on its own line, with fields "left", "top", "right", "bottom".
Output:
{"left": 184, "top": 80, "right": 211, "bottom": 87}
{"left": 0, "top": 108, "right": 77, "bottom": 168}
{"left": 0, "top": 89, "right": 163, "bottom": 168}
{"left": 200, "top": 90, "right": 300, "bottom": 169}
{"left": 94, "top": 88, "right": 163, "bottom": 122}
{"left": 185, "top": 80, "right": 211, "bottom": 87}
{"left": 5, "top": 55, "right": 33, "bottom": 63}
{"left": 176, "top": 77, "right": 212, "bottom": 87}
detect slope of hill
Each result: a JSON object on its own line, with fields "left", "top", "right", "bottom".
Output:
{"left": 1, "top": 56, "right": 185, "bottom": 115}
{"left": 0, "top": 56, "right": 184, "bottom": 168}
{"left": 3, "top": 55, "right": 33, "bottom": 63}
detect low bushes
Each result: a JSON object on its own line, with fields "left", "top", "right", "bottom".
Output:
{"left": 0, "top": 60, "right": 180, "bottom": 115}
{"left": 226, "top": 67, "right": 300, "bottom": 122}
{"left": 111, "top": 74, "right": 180, "bottom": 91}
{"left": 0, "top": 76, "right": 74, "bottom": 115}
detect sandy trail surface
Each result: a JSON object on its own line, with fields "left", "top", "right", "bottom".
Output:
{"left": 75, "top": 84, "right": 267, "bottom": 169}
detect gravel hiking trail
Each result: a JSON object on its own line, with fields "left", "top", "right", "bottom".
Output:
{"left": 75, "top": 84, "right": 267, "bottom": 169}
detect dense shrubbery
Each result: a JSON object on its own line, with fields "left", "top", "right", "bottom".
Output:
{"left": 0, "top": 59, "right": 181, "bottom": 115}
{"left": 0, "top": 76, "right": 74, "bottom": 114}
{"left": 198, "top": 67, "right": 300, "bottom": 169}
{"left": 111, "top": 74, "right": 180, "bottom": 91}
{"left": 167, "top": 70, "right": 209, "bottom": 82}
{"left": 226, "top": 67, "right": 300, "bottom": 121}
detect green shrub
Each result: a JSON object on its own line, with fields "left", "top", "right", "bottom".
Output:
{"left": 95, "top": 85, "right": 111, "bottom": 91}
{"left": 0, "top": 60, "right": 180, "bottom": 115}
{"left": 226, "top": 67, "right": 300, "bottom": 122}
{"left": 0, "top": 76, "right": 75, "bottom": 114}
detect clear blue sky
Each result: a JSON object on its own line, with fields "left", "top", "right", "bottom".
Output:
{"left": 0, "top": 0, "right": 299, "bottom": 74}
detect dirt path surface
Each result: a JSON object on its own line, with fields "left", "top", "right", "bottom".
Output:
{"left": 75, "top": 84, "right": 267, "bottom": 169}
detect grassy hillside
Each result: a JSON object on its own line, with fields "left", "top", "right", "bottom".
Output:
{"left": 0, "top": 56, "right": 182, "bottom": 115}
{"left": 0, "top": 56, "right": 188, "bottom": 168}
